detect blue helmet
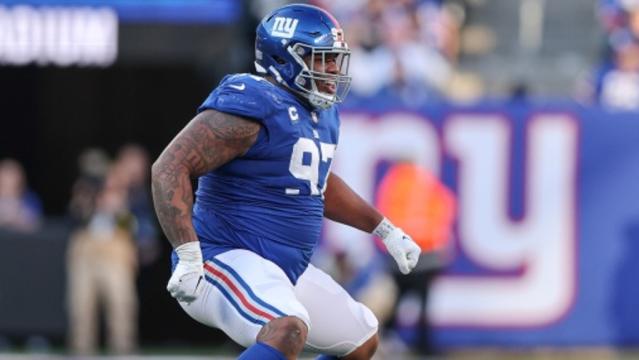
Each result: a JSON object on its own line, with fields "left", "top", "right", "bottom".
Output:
{"left": 255, "top": 4, "right": 351, "bottom": 109}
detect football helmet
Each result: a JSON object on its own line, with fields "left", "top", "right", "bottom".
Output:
{"left": 255, "top": 4, "right": 351, "bottom": 109}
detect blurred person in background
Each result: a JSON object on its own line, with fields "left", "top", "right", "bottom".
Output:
{"left": 584, "top": 32, "right": 639, "bottom": 110}
{"left": 116, "top": 144, "right": 160, "bottom": 266}
{"left": 68, "top": 148, "right": 111, "bottom": 225}
{"left": 152, "top": 4, "right": 422, "bottom": 360}
{"left": 581, "top": 0, "right": 639, "bottom": 109}
{"left": 0, "top": 158, "right": 42, "bottom": 233}
{"left": 599, "top": 0, "right": 639, "bottom": 46}
{"left": 66, "top": 148, "right": 138, "bottom": 355}
{"left": 375, "top": 162, "right": 455, "bottom": 356}
{"left": 377, "top": 0, "right": 455, "bottom": 104}
{"left": 314, "top": 0, "right": 460, "bottom": 103}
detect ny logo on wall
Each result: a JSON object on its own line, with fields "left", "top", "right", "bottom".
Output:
{"left": 272, "top": 17, "right": 299, "bottom": 38}
{"left": 329, "top": 111, "right": 579, "bottom": 328}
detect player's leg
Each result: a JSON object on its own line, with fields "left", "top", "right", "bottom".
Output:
{"left": 238, "top": 315, "right": 308, "bottom": 360}
{"left": 175, "top": 249, "right": 310, "bottom": 359}
{"left": 294, "top": 264, "right": 379, "bottom": 360}
{"left": 67, "top": 232, "right": 99, "bottom": 355}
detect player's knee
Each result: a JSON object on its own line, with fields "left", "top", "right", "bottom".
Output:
{"left": 256, "top": 316, "right": 308, "bottom": 358}
{"left": 343, "top": 332, "right": 379, "bottom": 360}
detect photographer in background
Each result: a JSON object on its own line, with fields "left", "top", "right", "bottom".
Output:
{"left": 66, "top": 148, "right": 138, "bottom": 355}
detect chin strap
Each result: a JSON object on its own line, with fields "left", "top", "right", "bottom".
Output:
{"left": 308, "top": 92, "right": 333, "bottom": 109}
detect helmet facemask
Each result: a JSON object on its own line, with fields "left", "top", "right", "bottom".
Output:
{"left": 288, "top": 43, "right": 352, "bottom": 109}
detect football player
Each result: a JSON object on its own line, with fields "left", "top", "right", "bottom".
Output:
{"left": 151, "top": 4, "right": 421, "bottom": 360}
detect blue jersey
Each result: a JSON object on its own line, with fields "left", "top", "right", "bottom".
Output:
{"left": 189, "top": 73, "right": 339, "bottom": 283}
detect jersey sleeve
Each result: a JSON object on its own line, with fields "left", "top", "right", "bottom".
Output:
{"left": 197, "top": 74, "right": 272, "bottom": 122}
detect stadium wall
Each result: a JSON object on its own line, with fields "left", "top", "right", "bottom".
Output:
{"left": 331, "top": 97, "right": 639, "bottom": 347}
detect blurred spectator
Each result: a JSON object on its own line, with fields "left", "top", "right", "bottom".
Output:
{"left": 68, "top": 148, "right": 110, "bottom": 224}
{"left": 314, "top": 0, "right": 461, "bottom": 103}
{"left": 586, "top": 35, "right": 639, "bottom": 110}
{"left": 375, "top": 162, "right": 456, "bottom": 356}
{"left": 599, "top": 0, "right": 639, "bottom": 40}
{"left": 602, "top": 38, "right": 639, "bottom": 109}
{"left": 578, "top": 1, "right": 639, "bottom": 109}
{"left": 116, "top": 144, "right": 160, "bottom": 266}
{"left": 0, "top": 158, "right": 42, "bottom": 232}
{"left": 66, "top": 148, "right": 138, "bottom": 355}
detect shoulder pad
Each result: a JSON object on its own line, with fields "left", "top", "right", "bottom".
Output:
{"left": 198, "top": 73, "right": 274, "bottom": 121}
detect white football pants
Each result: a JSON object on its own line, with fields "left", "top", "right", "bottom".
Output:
{"left": 177, "top": 249, "right": 378, "bottom": 356}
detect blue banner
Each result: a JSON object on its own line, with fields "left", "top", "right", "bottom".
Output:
{"left": 328, "top": 97, "right": 639, "bottom": 347}
{"left": 0, "top": 0, "right": 241, "bottom": 23}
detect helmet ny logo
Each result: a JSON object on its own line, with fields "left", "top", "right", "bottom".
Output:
{"left": 272, "top": 17, "right": 299, "bottom": 38}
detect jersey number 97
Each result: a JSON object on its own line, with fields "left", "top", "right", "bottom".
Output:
{"left": 288, "top": 137, "right": 336, "bottom": 196}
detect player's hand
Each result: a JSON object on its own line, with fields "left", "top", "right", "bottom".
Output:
{"left": 375, "top": 218, "right": 421, "bottom": 274}
{"left": 167, "top": 241, "right": 204, "bottom": 304}
{"left": 383, "top": 227, "right": 421, "bottom": 274}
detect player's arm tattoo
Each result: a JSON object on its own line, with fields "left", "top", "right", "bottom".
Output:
{"left": 151, "top": 109, "right": 260, "bottom": 248}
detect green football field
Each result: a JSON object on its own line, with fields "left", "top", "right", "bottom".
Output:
{"left": 1, "top": 348, "right": 639, "bottom": 360}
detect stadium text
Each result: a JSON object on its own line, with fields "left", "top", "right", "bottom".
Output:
{"left": 0, "top": 5, "right": 118, "bottom": 67}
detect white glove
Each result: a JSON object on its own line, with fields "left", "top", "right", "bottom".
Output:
{"left": 374, "top": 218, "right": 421, "bottom": 274}
{"left": 167, "top": 241, "right": 204, "bottom": 304}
